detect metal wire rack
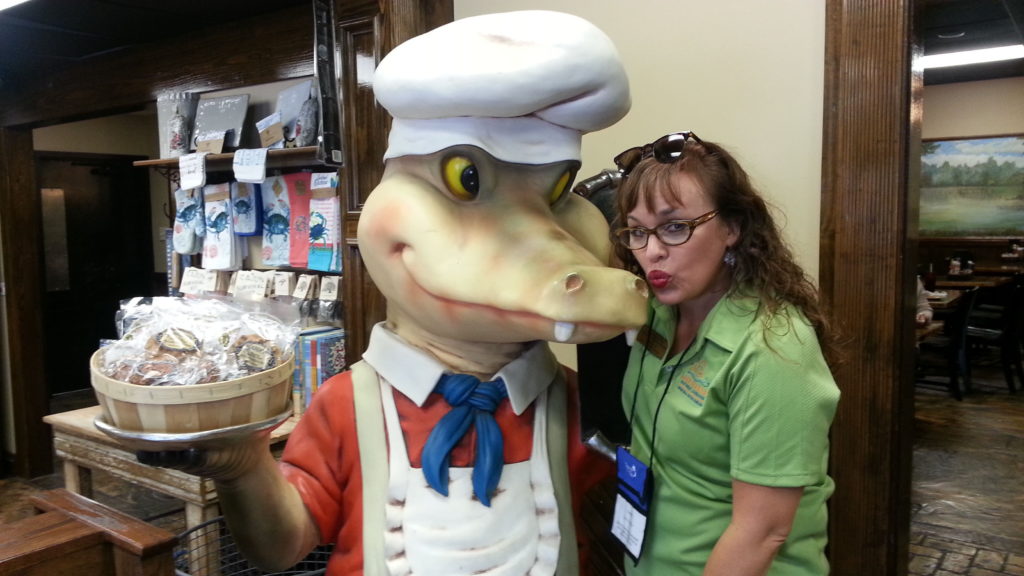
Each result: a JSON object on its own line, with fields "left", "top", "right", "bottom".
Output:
{"left": 174, "top": 516, "right": 333, "bottom": 576}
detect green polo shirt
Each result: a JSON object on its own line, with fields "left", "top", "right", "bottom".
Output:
{"left": 622, "top": 293, "right": 839, "bottom": 575}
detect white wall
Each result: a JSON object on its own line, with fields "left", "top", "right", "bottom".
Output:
{"left": 922, "top": 76, "right": 1024, "bottom": 139}
{"left": 454, "top": 1, "right": 827, "bottom": 367}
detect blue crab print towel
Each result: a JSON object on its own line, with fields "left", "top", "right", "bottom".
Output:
{"left": 231, "top": 182, "right": 261, "bottom": 236}
{"left": 202, "top": 183, "right": 240, "bottom": 270}
{"left": 173, "top": 187, "right": 203, "bottom": 255}
{"left": 261, "top": 175, "right": 290, "bottom": 266}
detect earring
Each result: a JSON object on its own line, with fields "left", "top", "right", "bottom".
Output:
{"left": 723, "top": 250, "right": 737, "bottom": 267}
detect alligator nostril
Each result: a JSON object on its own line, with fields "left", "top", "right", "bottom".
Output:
{"left": 633, "top": 277, "right": 649, "bottom": 298}
{"left": 564, "top": 273, "right": 584, "bottom": 293}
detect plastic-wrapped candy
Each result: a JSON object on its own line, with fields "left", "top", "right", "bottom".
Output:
{"left": 99, "top": 296, "right": 299, "bottom": 386}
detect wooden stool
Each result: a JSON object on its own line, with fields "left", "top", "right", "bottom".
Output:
{"left": 0, "top": 488, "right": 176, "bottom": 575}
{"left": 43, "top": 405, "right": 297, "bottom": 576}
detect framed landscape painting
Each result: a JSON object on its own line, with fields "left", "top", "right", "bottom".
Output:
{"left": 919, "top": 135, "right": 1024, "bottom": 237}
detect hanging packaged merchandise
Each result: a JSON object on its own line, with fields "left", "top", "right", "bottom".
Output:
{"left": 317, "top": 275, "right": 342, "bottom": 324}
{"left": 307, "top": 172, "right": 342, "bottom": 273}
{"left": 293, "top": 274, "right": 320, "bottom": 326}
{"left": 202, "top": 183, "right": 242, "bottom": 270}
{"left": 285, "top": 172, "right": 313, "bottom": 268}
{"left": 261, "top": 175, "right": 291, "bottom": 266}
{"left": 172, "top": 188, "right": 204, "bottom": 255}
{"left": 231, "top": 181, "right": 262, "bottom": 236}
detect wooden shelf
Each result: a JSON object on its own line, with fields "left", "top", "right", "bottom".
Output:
{"left": 133, "top": 146, "right": 325, "bottom": 171}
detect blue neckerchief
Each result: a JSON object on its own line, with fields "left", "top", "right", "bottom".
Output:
{"left": 421, "top": 373, "right": 508, "bottom": 506}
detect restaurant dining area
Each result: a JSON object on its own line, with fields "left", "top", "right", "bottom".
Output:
{"left": 915, "top": 239, "right": 1024, "bottom": 401}
{"left": 906, "top": 237, "right": 1024, "bottom": 574}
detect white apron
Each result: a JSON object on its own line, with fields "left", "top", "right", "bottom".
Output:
{"left": 350, "top": 360, "right": 579, "bottom": 576}
{"left": 379, "top": 378, "right": 560, "bottom": 576}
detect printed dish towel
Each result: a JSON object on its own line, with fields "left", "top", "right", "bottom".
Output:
{"left": 261, "top": 175, "right": 290, "bottom": 266}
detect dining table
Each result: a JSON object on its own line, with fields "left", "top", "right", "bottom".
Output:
{"left": 933, "top": 275, "right": 1012, "bottom": 290}
{"left": 970, "top": 264, "right": 1023, "bottom": 277}
{"left": 925, "top": 289, "right": 964, "bottom": 311}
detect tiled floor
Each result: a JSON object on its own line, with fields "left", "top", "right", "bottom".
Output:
{"left": 910, "top": 354, "right": 1024, "bottom": 576}
{"left": 1, "top": 360, "right": 1021, "bottom": 575}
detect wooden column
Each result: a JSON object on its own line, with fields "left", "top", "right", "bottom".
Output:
{"left": 820, "top": 1, "right": 921, "bottom": 574}
{"left": 0, "top": 126, "right": 51, "bottom": 477}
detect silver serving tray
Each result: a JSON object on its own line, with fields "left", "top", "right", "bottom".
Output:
{"left": 94, "top": 405, "right": 292, "bottom": 451}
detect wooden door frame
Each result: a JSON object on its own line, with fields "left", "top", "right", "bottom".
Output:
{"left": 2, "top": 1, "right": 916, "bottom": 573}
{"left": 820, "top": 1, "right": 919, "bottom": 574}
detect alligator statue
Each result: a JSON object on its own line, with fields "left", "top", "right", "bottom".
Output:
{"left": 138, "top": 11, "right": 647, "bottom": 576}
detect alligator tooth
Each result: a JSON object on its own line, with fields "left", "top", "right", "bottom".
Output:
{"left": 624, "top": 328, "right": 638, "bottom": 346}
{"left": 554, "top": 321, "right": 576, "bottom": 342}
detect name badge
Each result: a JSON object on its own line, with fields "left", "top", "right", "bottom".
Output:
{"left": 611, "top": 446, "right": 653, "bottom": 562}
{"left": 636, "top": 324, "right": 668, "bottom": 358}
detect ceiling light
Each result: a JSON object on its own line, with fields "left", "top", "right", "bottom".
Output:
{"left": 0, "top": 0, "right": 30, "bottom": 11}
{"left": 922, "top": 44, "right": 1024, "bottom": 69}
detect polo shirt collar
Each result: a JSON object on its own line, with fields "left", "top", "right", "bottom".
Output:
{"left": 650, "top": 292, "right": 759, "bottom": 356}
{"left": 360, "top": 322, "right": 557, "bottom": 415}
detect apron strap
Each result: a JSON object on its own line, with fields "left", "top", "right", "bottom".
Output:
{"left": 352, "top": 360, "right": 389, "bottom": 576}
{"left": 546, "top": 369, "right": 580, "bottom": 576}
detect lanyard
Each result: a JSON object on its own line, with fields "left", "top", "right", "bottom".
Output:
{"left": 627, "top": 309, "right": 689, "bottom": 472}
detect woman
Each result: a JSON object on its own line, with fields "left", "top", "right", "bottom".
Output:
{"left": 611, "top": 132, "right": 841, "bottom": 575}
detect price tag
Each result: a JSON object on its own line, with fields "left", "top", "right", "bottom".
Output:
{"left": 320, "top": 275, "right": 340, "bottom": 300}
{"left": 235, "top": 270, "right": 270, "bottom": 301}
{"left": 195, "top": 131, "right": 226, "bottom": 154}
{"left": 200, "top": 269, "right": 220, "bottom": 293}
{"left": 274, "top": 271, "right": 297, "bottom": 297}
{"left": 178, "top": 152, "right": 208, "bottom": 190}
{"left": 257, "top": 112, "right": 285, "bottom": 148}
{"left": 233, "top": 148, "right": 269, "bottom": 183}
{"left": 311, "top": 171, "right": 337, "bottom": 190}
{"left": 178, "top": 267, "right": 206, "bottom": 295}
{"left": 293, "top": 274, "right": 312, "bottom": 299}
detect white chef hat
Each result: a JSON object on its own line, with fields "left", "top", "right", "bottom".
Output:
{"left": 373, "top": 10, "right": 631, "bottom": 164}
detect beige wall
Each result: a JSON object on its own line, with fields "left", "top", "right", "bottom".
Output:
{"left": 453, "top": 2, "right": 827, "bottom": 367}
{"left": 922, "top": 76, "right": 1024, "bottom": 139}
{"left": 34, "top": 114, "right": 169, "bottom": 272}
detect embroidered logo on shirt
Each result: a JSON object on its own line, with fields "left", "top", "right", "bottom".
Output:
{"left": 675, "top": 359, "right": 709, "bottom": 406}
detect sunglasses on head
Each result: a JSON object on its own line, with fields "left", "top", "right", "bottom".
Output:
{"left": 613, "top": 131, "right": 704, "bottom": 176}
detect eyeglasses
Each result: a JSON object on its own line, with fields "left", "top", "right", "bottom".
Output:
{"left": 615, "top": 210, "right": 719, "bottom": 250}
{"left": 613, "top": 131, "right": 704, "bottom": 176}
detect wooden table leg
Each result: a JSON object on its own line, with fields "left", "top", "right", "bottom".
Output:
{"left": 184, "top": 501, "right": 222, "bottom": 576}
{"left": 61, "top": 460, "right": 92, "bottom": 499}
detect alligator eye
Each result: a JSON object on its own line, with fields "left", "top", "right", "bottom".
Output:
{"left": 549, "top": 169, "right": 575, "bottom": 205}
{"left": 442, "top": 155, "right": 480, "bottom": 201}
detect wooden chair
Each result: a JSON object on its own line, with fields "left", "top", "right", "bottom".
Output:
{"left": 917, "top": 287, "right": 979, "bottom": 400}
{"left": 0, "top": 488, "right": 176, "bottom": 576}
{"left": 967, "top": 282, "right": 1023, "bottom": 393}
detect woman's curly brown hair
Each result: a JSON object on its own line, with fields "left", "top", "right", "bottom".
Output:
{"left": 612, "top": 138, "right": 842, "bottom": 368}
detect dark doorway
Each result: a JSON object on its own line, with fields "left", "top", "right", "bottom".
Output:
{"left": 35, "top": 153, "right": 154, "bottom": 399}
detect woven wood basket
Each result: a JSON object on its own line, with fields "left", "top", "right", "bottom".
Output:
{"left": 90, "top": 349, "right": 294, "bottom": 434}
